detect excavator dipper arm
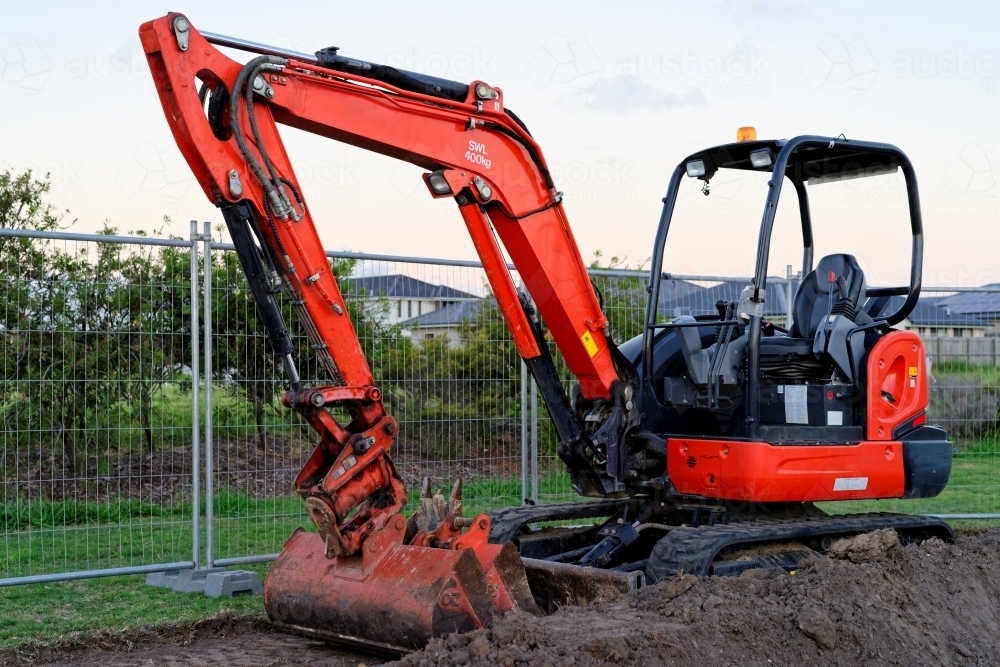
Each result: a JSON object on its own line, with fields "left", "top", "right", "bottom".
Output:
{"left": 140, "top": 12, "right": 635, "bottom": 569}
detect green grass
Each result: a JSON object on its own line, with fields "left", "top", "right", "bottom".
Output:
{"left": 819, "top": 452, "right": 1000, "bottom": 516}
{"left": 0, "top": 477, "right": 558, "bottom": 581}
{"left": 933, "top": 360, "right": 1000, "bottom": 383}
{"left": 0, "top": 456, "right": 994, "bottom": 649}
{"left": 0, "top": 569, "right": 267, "bottom": 647}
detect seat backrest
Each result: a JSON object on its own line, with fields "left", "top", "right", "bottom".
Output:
{"left": 791, "top": 253, "right": 866, "bottom": 338}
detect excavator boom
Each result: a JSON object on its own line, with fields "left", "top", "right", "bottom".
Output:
{"left": 140, "top": 13, "right": 634, "bottom": 652}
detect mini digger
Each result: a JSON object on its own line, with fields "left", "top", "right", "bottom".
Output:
{"left": 140, "top": 13, "right": 953, "bottom": 654}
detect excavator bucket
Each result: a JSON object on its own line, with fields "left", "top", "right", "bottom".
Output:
{"left": 263, "top": 482, "right": 540, "bottom": 655}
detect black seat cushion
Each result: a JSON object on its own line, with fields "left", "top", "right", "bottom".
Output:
{"left": 759, "top": 335, "right": 814, "bottom": 357}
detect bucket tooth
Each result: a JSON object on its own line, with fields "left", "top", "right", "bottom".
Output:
{"left": 479, "top": 541, "right": 543, "bottom": 616}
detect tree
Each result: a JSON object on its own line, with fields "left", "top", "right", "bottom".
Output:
{"left": 1, "top": 172, "right": 188, "bottom": 476}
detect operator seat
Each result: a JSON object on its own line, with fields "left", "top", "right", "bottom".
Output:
{"left": 760, "top": 253, "right": 871, "bottom": 381}
{"left": 791, "top": 254, "right": 868, "bottom": 339}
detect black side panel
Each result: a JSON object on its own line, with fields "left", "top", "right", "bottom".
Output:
{"left": 901, "top": 427, "right": 953, "bottom": 499}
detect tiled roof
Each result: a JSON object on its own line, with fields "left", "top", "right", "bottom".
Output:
{"left": 657, "top": 278, "right": 790, "bottom": 318}
{"left": 888, "top": 296, "right": 987, "bottom": 328}
{"left": 341, "top": 274, "right": 477, "bottom": 300}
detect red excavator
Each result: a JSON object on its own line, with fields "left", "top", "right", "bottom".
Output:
{"left": 140, "top": 14, "right": 953, "bottom": 655}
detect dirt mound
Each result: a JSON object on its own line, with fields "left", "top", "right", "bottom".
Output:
{"left": 395, "top": 528, "right": 1000, "bottom": 667}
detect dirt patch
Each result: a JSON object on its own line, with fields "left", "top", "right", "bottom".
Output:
{"left": 10, "top": 530, "right": 999, "bottom": 666}
{"left": 3, "top": 436, "right": 313, "bottom": 505}
{"left": 0, "top": 611, "right": 380, "bottom": 667}
{"left": 5, "top": 435, "right": 526, "bottom": 505}
{"left": 393, "top": 528, "right": 1000, "bottom": 667}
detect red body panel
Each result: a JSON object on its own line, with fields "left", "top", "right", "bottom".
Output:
{"left": 667, "top": 438, "right": 906, "bottom": 502}
{"left": 867, "top": 330, "right": 928, "bottom": 440}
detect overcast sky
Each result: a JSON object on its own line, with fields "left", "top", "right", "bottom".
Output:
{"left": 2, "top": 0, "right": 998, "bottom": 287}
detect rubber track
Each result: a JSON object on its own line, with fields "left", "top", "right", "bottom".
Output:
{"left": 645, "top": 512, "right": 955, "bottom": 581}
{"left": 488, "top": 499, "right": 634, "bottom": 544}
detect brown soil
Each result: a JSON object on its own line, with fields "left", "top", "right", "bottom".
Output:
{"left": 11, "top": 530, "right": 999, "bottom": 667}
{"left": 395, "top": 528, "right": 1000, "bottom": 667}
{"left": 4, "top": 436, "right": 314, "bottom": 505}
{"left": 5, "top": 435, "right": 525, "bottom": 505}
{"left": 0, "top": 612, "right": 382, "bottom": 667}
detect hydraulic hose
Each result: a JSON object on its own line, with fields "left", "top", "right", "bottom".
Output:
{"left": 243, "top": 60, "right": 299, "bottom": 219}
{"left": 635, "top": 523, "right": 671, "bottom": 532}
{"left": 229, "top": 55, "right": 288, "bottom": 215}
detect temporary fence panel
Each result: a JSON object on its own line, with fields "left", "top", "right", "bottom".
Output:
{"left": 2, "top": 224, "right": 998, "bottom": 581}
{"left": 916, "top": 288, "right": 1000, "bottom": 519}
{"left": 0, "top": 228, "right": 198, "bottom": 584}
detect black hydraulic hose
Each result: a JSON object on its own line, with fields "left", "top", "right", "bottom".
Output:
{"left": 262, "top": 178, "right": 305, "bottom": 271}
{"left": 590, "top": 278, "right": 604, "bottom": 310}
{"left": 503, "top": 107, "right": 533, "bottom": 137}
{"left": 263, "top": 197, "right": 293, "bottom": 271}
{"left": 279, "top": 178, "right": 304, "bottom": 207}
{"left": 243, "top": 61, "right": 296, "bottom": 214}
{"left": 229, "top": 55, "right": 287, "bottom": 210}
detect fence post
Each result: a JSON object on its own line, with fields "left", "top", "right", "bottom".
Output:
{"left": 521, "top": 360, "right": 528, "bottom": 505}
{"left": 203, "top": 222, "right": 215, "bottom": 568}
{"left": 189, "top": 221, "right": 201, "bottom": 569}
{"left": 530, "top": 377, "right": 538, "bottom": 504}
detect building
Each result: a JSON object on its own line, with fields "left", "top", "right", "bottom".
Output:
{"left": 656, "top": 278, "right": 792, "bottom": 326}
{"left": 654, "top": 278, "right": 706, "bottom": 318}
{"left": 341, "top": 274, "right": 478, "bottom": 326}
{"left": 935, "top": 285, "right": 1000, "bottom": 335}
{"left": 894, "top": 296, "right": 988, "bottom": 338}
{"left": 400, "top": 300, "right": 485, "bottom": 347}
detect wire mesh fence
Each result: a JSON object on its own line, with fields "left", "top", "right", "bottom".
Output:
{"left": 0, "top": 228, "right": 198, "bottom": 583}
{"left": 1, "top": 224, "right": 998, "bottom": 583}
{"left": 205, "top": 240, "right": 532, "bottom": 564}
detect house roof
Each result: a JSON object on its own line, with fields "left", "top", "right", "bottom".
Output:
{"left": 657, "top": 278, "right": 790, "bottom": 318}
{"left": 935, "top": 284, "right": 1000, "bottom": 320}
{"left": 342, "top": 274, "right": 477, "bottom": 300}
{"left": 888, "top": 296, "right": 986, "bottom": 328}
{"left": 400, "top": 300, "right": 484, "bottom": 328}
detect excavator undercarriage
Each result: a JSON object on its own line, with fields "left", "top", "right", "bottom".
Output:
{"left": 140, "top": 13, "right": 954, "bottom": 655}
